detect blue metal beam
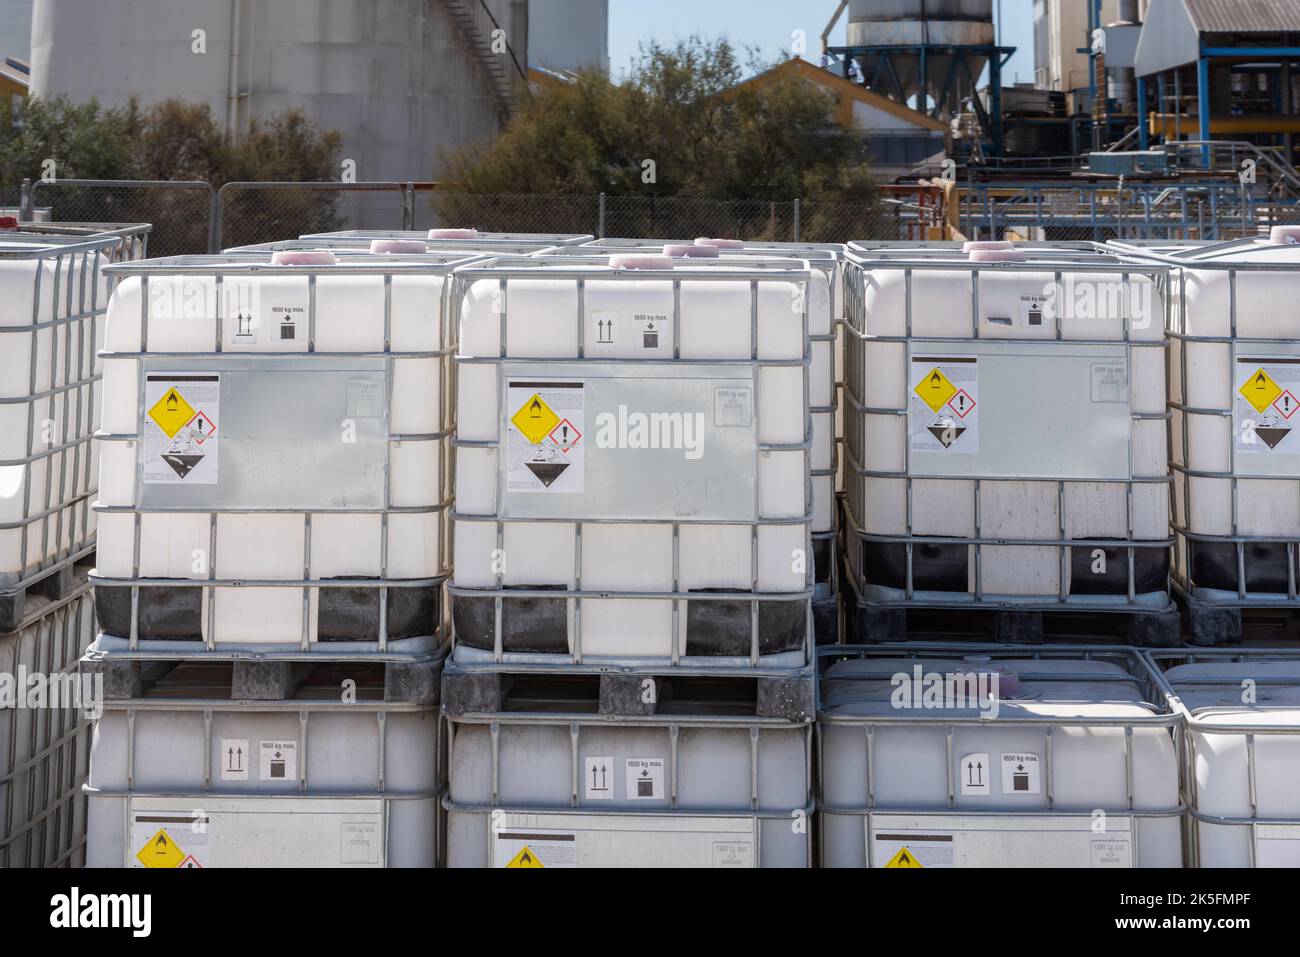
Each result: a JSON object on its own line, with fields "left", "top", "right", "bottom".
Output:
{"left": 1197, "top": 56, "right": 1211, "bottom": 168}
{"left": 1137, "top": 77, "right": 1149, "bottom": 150}
{"left": 1202, "top": 47, "right": 1300, "bottom": 58}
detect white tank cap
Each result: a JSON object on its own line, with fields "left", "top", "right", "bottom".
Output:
{"left": 369, "top": 239, "right": 426, "bottom": 254}
{"left": 695, "top": 237, "right": 746, "bottom": 249}
{"left": 428, "top": 228, "right": 479, "bottom": 240}
{"left": 662, "top": 243, "right": 720, "bottom": 258}
{"left": 1269, "top": 226, "right": 1300, "bottom": 245}
{"left": 969, "top": 248, "right": 1026, "bottom": 262}
{"left": 963, "top": 240, "right": 1014, "bottom": 252}
{"left": 270, "top": 250, "right": 337, "bottom": 265}
{"left": 610, "top": 254, "right": 674, "bottom": 269}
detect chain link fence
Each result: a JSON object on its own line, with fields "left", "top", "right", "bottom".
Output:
{"left": 8, "top": 176, "right": 1300, "bottom": 251}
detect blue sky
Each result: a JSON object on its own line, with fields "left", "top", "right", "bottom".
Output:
{"left": 608, "top": 0, "right": 1037, "bottom": 86}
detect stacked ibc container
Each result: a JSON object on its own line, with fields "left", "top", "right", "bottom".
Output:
{"left": 444, "top": 254, "right": 817, "bottom": 867}
{"left": 82, "top": 248, "right": 465, "bottom": 868}
{"left": 840, "top": 241, "right": 1180, "bottom": 644}
{"left": 545, "top": 238, "right": 847, "bottom": 644}
{"left": 1, "top": 220, "right": 149, "bottom": 867}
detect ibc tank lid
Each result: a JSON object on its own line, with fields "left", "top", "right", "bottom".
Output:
{"left": 610, "top": 254, "right": 673, "bottom": 269}
{"left": 429, "top": 228, "right": 479, "bottom": 240}
{"left": 0, "top": 216, "right": 17, "bottom": 229}
{"left": 1269, "top": 226, "right": 1300, "bottom": 245}
{"left": 963, "top": 240, "right": 1014, "bottom": 252}
{"left": 662, "top": 243, "right": 720, "bottom": 258}
{"left": 696, "top": 237, "right": 746, "bottom": 249}
{"left": 270, "top": 250, "right": 337, "bottom": 266}
{"left": 969, "top": 248, "right": 1027, "bottom": 262}
{"left": 369, "top": 239, "right": 426, "bottom": 254}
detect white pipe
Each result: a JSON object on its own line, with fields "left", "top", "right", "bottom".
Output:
{"left": 227, "top": 0, "right": 242, "bottom": 135}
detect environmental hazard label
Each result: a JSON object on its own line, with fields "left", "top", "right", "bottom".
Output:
{"left": 874, "top": 833, "right": 954, "bottom": 869}
{"left": 1236, "top": 359, "right": 1300, "bottom": 454}
{"left": 143, "top": 374, "right": 220, "bottom": 484}
{"left": 495, "top": 832, "right": 577, "bottom": 868}
{"left": 910, "top": 357, "right": 979, "bottom": 453}
{"left": 506, "top": 380, "right": 585, "bottom": 493}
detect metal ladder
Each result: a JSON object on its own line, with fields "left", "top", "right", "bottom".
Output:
{"left": 441, "top": 0, "right": 524, "bottom": 126}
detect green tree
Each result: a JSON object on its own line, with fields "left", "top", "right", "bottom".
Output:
{"left": 434, "top": 38, "right": 884, "bottom": 240}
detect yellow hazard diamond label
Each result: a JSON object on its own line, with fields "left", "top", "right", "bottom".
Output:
{"left": 136, "top": 828, "right": 185, "bottom": 868}
{"left": 511, "top": 393, "right": 560, "bottom": 445}
{"left": 1240, "top": 368, "right": 1282, "bottom": 414}
{"left": 914, "top": 367, "right": 958, "bottom": 413}
{"left": 506, "top": 845, "right": 545, "bottom": 868}
{"left": 884, "top": 846, "right": 924, "bottom": 868}
{"left": 147, "top": 386, "right": 197, "bottom": 438}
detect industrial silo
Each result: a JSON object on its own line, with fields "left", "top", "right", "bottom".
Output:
{"left": 28, "top": 0, "right": 528, "bottom": 225}
{"left": 845, "top": 0, "right": 996, "bottom": 117}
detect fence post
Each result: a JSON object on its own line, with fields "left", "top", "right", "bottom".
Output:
{"left": 598, "top": 192, "right": 606, "bottom": 238}
{"left": 403, "top": 182, "right": 414, "bottom": 230}
{"left": 19, "top": 178, "right": 31, "bottom": 220}
{"left": 208, "top": 184, "right": 223, "bottom": 254}
{"left": 793, "top": 198, "right": 801, "bottom": 242}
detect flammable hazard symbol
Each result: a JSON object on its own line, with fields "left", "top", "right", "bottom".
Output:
{"left": 511, "top": 393, "right": 560, "bottom": 445}
{"left": 914, "top": 367, "right": 957, "bottom": 413}
{"left": 1241, "top": 368, "right": 1282, "bottom": 414}
{"left": 884, "top": 846, "right": 924, "bottom": 869}
{"left": 136, "top": 828, "right": 185, "bottom": 868}
{"left": 506, "top": 845, "right": 545, "bottom": 868}
{"left": 147, "top": 387, "right": 196, "bottom": 438}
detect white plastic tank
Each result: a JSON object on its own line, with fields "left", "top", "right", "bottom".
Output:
{"left": 1150, "top": 648, "right": 1300, "bottom": 867}
{"left": 818, "top": 646, "right": 1183, "bottom": 867}
{"left": 1115, "top": 231, "right": 1300, "bottom": 634}
{"left": 227, "top": 237, "right": 563, "bottom": 257}
{"left": 843, "top": 247, "right": 1172, "bottom": 617}
{"left": 0, "top": 232, "right": 116, "bottom": 614}
{"left": 447, "top": 707, "right": 811, "bottom": 868}
{"left": 92, "top": 250, "right": 470, "bottom": 654}
{"left": 451, "top": 256, "right": 813, "bottom": 666}
{"left": 301, "top": 229, "right": 594, "bottom": 247}
{"left": 0, "top": 582, "right": 96, "bottom": 868}
{"left": 84, "top": 662, "right": 441, "bottom": 867}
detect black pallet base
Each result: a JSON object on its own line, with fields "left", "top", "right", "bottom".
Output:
{"left": 813, "top": 595, "right": 839, "bottom": 646}
{"left": 80, "top": 656, "right": 443, "bottom": 704}
{"left": 442, "top": 665, "right": 816, "bottom": 722}
{"left": 0, "top": 550, "right": 95, "bottom": 634}
{"left": 1175, "top": 592, "right": 1300, "bottom": 647}
{"left": 845, "top": 596, "right": 1183, "bottom": 648}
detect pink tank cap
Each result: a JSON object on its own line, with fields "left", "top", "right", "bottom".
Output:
{"left": 663, "top": 243, "right": 720, "bottom": 258}
{"left": 369, "top": 239, "right": 426, "bottom": 254}
{"left": 428, "top": 228, "right": 479, "bottom": 240}
{"left": 0, "top": 216, "right": 18, "bottom": 229}
{"left": 1269, "top": 226, "right": 1300, "bottom": 245}
{"left": 969, "top": 248, "right": 1026, "bottom": 262}
{"left": 963, "top": 240, "right": 1014, "bottom": 252}
{"left": 695, "top": 237, "right": 745, "bottom": 249}
{"left": 270, "top": 250, "right": 337, "bottom": 266}
{"left": 662, "top": 244, "right": 694, "bottom": 257}
{"left": 609, "top": 254, "right": 674, "bottom": 269}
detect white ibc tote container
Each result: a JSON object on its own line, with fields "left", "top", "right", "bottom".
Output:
{"left": 817, "top": 645, "right": 1184, "bottom": 867}
{"left": 842, "top": 246, "right": 1176, "bottom": 641}
{"left": 0, "top": 232, "right": 118, "bottom": 631}
{"left": 1148, "top": 648, "right": 1300, "bottom": 867}
{"left": 1112, "top": 229, "right": 1300, "bottom": 643}
{"left": 450, "top": 255, "right": 814, "bottom": 666}
{"left": 300, "top": 228, "right": 593, "bottom": 247}
{"left": 85, "top": 663, "right": 442, "bottom": 868}
{"left": 446, "top": 699, "right": 811, "bottom": 868}
{"left": 0, "top": 582, "right": 96, "bottom": 868}
{"left": 92, "top": 250, "right": 468, "bottom": 654}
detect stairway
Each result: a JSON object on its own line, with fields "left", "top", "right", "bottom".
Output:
{"left": 442, "top": 0, "right": 523, "bottom": 126}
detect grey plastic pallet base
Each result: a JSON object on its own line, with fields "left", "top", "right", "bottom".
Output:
{"left": 1179, "top": 596, "right": 1244, "bottom": 646}
{"left": 0, "top": 553, "right": 90, "bottom": 634}
{"left": 812, "top": 596, "right": 839, "bottom": 646}
{"left": 442, "top": 668, "right": 816, "bottom": 722}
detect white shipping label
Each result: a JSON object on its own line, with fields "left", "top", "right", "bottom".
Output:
{"left": 1000, "top": 752, "right": 1042, "bottom": 795}
{"left": 910, "top": 357, "right": 979, "bottom": 453}
{"left": 1090, "top": 840, "right": 1132, "bottom": 867}
{"left": 959, "top": 753, "right": 991, "bottom": 796}
{"left": 1018, "top": 293, "right": 1050, "bottom": 328}
{"left": 259, "top": 740, "right": 298, "bottom": 782}
{"left": 341, "top": 822, "right": 381, "bottom": 864}
{"left": 712, "top": 842, "right": 755, "bottom": 867}
{"left": 1236, "top": 359, "right": 1300, "bottom": 454}
{"left": 495, "top": 832, "right": 578, "bottom": 868}
{"left": 219, "top": 738, "right": 250, "bottom": 781}
{"left": 625, "top": 757, "right": 665, "bottom": 800}
{"left": 506, "top": 380, "right": 585, "bottom": 493}
{"left": 873, "top": 833, "right": 954, "bottom": 868}
{"left": 143, "top": 374, "right": 220, "bottom": 484}
{"left": 584, "top": 756, "right": 614, "bottom": 800}
{"left": 1091, "top": 362, "right": 1129, "bottom": 403}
